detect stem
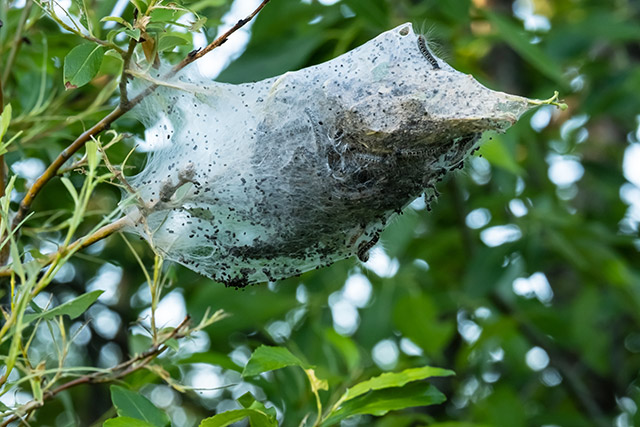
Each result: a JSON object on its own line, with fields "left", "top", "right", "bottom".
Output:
{"left": 150, "top": 255, "right": 163, "bottom": 343}
{"left": 313, "top": 390, "right": 323, "bottom": 427}
{"left": 527, "top": 90, "right": 568, "bottom": 111}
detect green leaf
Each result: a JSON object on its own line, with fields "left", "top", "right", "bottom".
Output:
{"left": 237, "top": 392, "right": 257, "bottom": 409}
{"left": 72, "top": 0, "right": 92, "bottom": 35}
{"left": 199, "top": 409, "right": 277, "bottom": 427}
{"left": 129, "top": 0, "right": 148, "bottom": 14}
{"left": 164, "top": 338, "right": 179, "bottom": 352}
{"left": 187, "top": 17, "right": 207, "bottom": 32}
{"left": 110, "top": 385, "right": 170, "bottom": 427}
{"left": 0, "top": 104, "right": 11, "bottom": 143}
{"left": 124, "top": 28, "right": 141, "bottom": 41}
{"left": 237, "top": 393, "right": 278, "bottom": 418}
{"left": 100, "top": 16, "right": 133, "bottom": 30}
{"left": 103, "top": 417, "right": 157, "bottom": 427}
{"left": 322, "top": 382, "right": 446, "bottom": 426}
{"left": 23, "top": 290, "right": 104, "bottom": 323}
{"left": 343, "top": 0, "right": 389, "bottom": 28}
{"left": 86, "top": 139, "right": 99, "bottom": 171}
{"left": 157, "top": 34, "right": 190, "bottom": 52}
{"left": 427, "top": 423, "right": 488, "bottom": 427}
{"left": 60, "top": 177, "right": 79, "bottom": 204}
{"left": 9, "top": 242, "right": 25, "bottom": 281}
{"left": 472, "top": 386, "right": 526, "bottom": 427}
{"left": 28, "top": 248, "right": 49, "bottom": 262}
{"left": 339, "top": 365, "right": 454, "bottom": 404}
{"left": 188, "top": 0, "right": 227, "bottom": 12}
{"left": 242, "top": 345, "right": 308, "bottom": 377}
{"left": 148, "top": 7, "right": 188, "bottom": 26}
{"left": 128, "top": 334, "right": 153, "bottom": 356}
{"left": 463, "top": 246, "right": 522, "bottom": 298}
{"left": 63, "top": 44, "right": 106, "bottom": 89}
{"left": 216, "top": 1, "right": 338, "bottom": 84}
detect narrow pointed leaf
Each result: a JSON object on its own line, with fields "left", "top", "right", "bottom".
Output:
{"left": 199, "top": 409, "right": 277, "bottom": 427}
{"left": 0, "top": 104, "right": 11, "bottom": 142}
{"left": 104, "top": 417, "right": 156, "bottom": 427}
{"left": 242, "top": 345, "right": 308, "bottom": 377}
{"left": 322, "top": 382, "right": 446, "bottom": 426}
{"left": 110, "top": 385, "right": 170, "bottom": 427}
{"left": 23, "top": 290, "right": 104, "bottom": 323}
{"left": 340, "top": 365, "right": 454, "bottom": 403}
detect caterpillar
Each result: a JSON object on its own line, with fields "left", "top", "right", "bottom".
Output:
{"left": 357, "top": 232, "right": 380, "bottom": 262}
{"left": 417, "top": 35, "right": 440, "bottom": 70}
{"left": 352, "top": 151, "right": 386, "bottom": 164}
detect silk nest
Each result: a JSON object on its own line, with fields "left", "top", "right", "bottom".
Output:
{"left": 122, "top": 23, "right": 534, "bottom": 287}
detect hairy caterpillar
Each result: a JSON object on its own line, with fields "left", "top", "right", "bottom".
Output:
{"left": 357, "top": 232, "right": 381, "bottom": 262}
{"left": 125, "top": 23, "right": 536, "bottom": 287}
{"left": 417, "top": 35, "right": 440, "bottom": 70}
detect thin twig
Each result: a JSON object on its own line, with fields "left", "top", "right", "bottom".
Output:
{"left": 97, "top": 143, "right": 140, "bottom": 203}
{"left": 12, "top": 0, "right": 270, "bottom": 231}
{"left": 173, "top": 0, "right": 270, "bottom": 71}
{"left": 0, "top": 216, "right": 131, "bottom": 277}
{"left": 119, "top": 38, "right": 137, "bottom": 108}
{"left": 0, "top": 316, "right": 191, "bottom": 427}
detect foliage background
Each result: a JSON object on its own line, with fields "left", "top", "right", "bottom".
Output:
{"left": 1, "top": 0, "right": 640, "bottom": 425}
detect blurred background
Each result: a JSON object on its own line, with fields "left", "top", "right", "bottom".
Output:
{"left": 1, "top": 0, "right": 640, "bottom": 425}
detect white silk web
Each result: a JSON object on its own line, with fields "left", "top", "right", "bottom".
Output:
{"left": 123, "top": 23, "right": 534, "bottom": 287}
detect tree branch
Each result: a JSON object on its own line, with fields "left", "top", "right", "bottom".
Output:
{"left": 119, "top": 38, "right": 138, "bottom": 108}
{"left": 173, "top": 0, "right": 270, "bottom": 71}
{"left": 0, "top": 315, "right": 191, "bottom": 427}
